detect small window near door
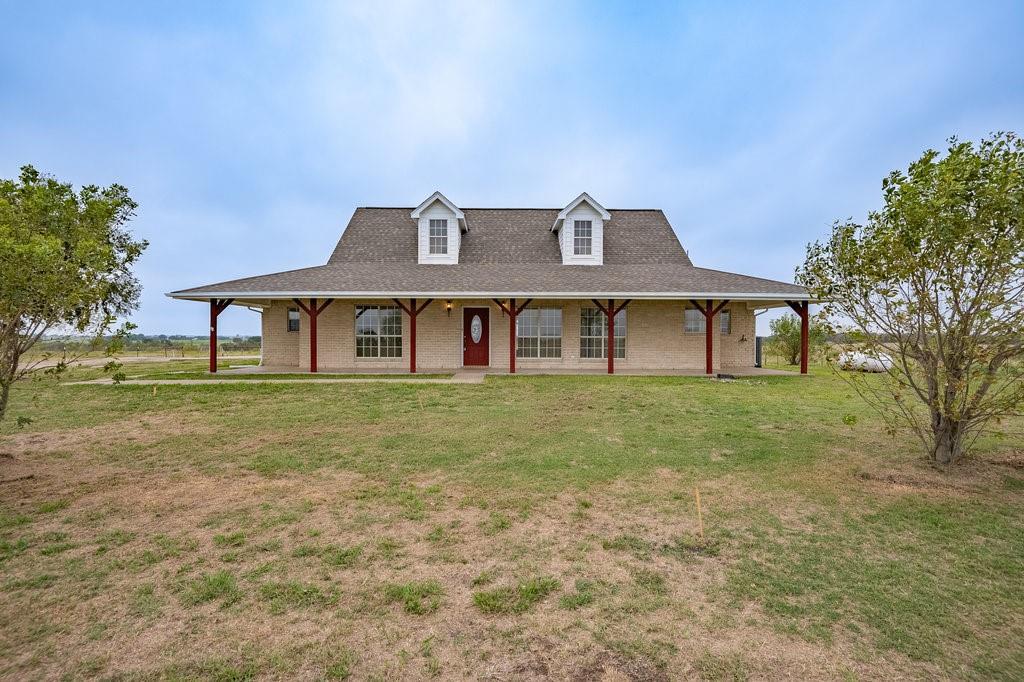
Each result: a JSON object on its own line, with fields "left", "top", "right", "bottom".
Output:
{"left": 720, "top": 310, "right": 731, "bottom": 334}
{"left": 287, "top": 307, "right": 300, "bottom": 332}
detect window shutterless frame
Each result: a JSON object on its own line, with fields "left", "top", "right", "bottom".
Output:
{"left": 515, "top": 308, "right": 562, "bottom": 358}
{"left": 428, "top": 219, "right": 448, "bottom": 255}
{"left": 355, "top": 305, "right": 403, "bottom": 358}
{"left": 684, "top": 308, "right": 705, "bottom": 333}
{"left": 573, "top": 220, "right": 592, "bottom": 255}
{"left": 580, "top": 307, "right": 625, "bottom": 358}
{"left": 287, "top": 307, "right": 300, "bottom": 332}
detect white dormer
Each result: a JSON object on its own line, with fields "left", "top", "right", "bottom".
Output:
{"left": 551, "top": 192, "right": 609, "bottom": 265}
{"left": 411, "top": 191, "right": 467, "bottom": 264}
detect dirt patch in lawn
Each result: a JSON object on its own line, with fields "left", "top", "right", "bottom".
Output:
{"left": 0, "top": 456, "right": 918, "bottom": 681}
{"left": 0, "top": 412, "right": 211, "bottom": 459}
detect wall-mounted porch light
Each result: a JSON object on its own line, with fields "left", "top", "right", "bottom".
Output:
{"left": 445, "top": 300, "right": 453, "bottom": 317}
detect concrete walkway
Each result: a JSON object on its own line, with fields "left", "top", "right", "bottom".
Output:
{"left": 67, "top": 365, "right": 799, "bottom": 386}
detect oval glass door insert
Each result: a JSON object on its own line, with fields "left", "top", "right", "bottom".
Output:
{"left": 470, "top": 315, "right": 483, "bottom": 343}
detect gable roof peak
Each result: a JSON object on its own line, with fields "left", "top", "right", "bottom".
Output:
{"left": 410, "top": 191, "right": 468, "bottom": 231}
{"left": 552, "top": 192, "right": 611, "bottom": 231}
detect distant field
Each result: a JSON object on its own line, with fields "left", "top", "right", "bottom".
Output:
{"left": 0, "top": 362, "right": 1021, "bottom": 680}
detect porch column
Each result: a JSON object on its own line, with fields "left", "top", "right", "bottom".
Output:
{"left": 786, "top": 300, "right": 810, "bottom": 374}
{"left": 208, "top": 298, "right": 234, "bottom": 373}
{"left": 509, "top": 298, "right": 516, "bottom": 374}
{"left": 493, "top": 298, "right": 533, "bottom": 374}
{"left": 393, "top": 298, "right": 433, "bottom": 373}
{"left": 690, "top": 299, "right": 729, "bottom": 375}
{"left": 293, "top": 298, "right": 334, "bottom": 373}
{"left": 607, "top": 298, "right": 615, "bottom": 375}
{"left": 704, "top": 299, "right": 713, "bottom": 375}
{"left": 591, "top": 298, "right": 631, "bottom": 374}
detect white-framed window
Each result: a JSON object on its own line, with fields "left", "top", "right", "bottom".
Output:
{"left": 684, "top": 308, "right": 705, "bottom": 334}
{"left": 580, "top": 307, "right": 625, "bottom": 359}
{"left": 573, "top": 220, "right": 592, "bottom": 255}
{"left": 287, "top": 307, "right": 300, "bottom": 332}
{"left": 355, "top": 305, "right": 402, "bottom": 358}
{"left": 719, "top": 310, "right": 731, "bottom": 334}
{"left": 428, "top": 218, "right": 448, "bottom": 255}
{"left": 516, "top": 308, "right": 562, "bottom": 358}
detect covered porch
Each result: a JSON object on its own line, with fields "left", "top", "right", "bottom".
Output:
{"left": 202, "top": 295, "right": 812, "bottom": 377}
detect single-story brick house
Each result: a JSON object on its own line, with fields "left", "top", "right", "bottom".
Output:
{"left": 169, "top": 192, "right": 812, "bottom": 375}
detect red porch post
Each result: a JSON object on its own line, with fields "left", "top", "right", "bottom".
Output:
{"left": 293, "top": 298, "right": 334, "bottom": 373}
{"left": 591, "top": 298, "right": 630, "bottom": 374}
{"left": 209, "top": 301, "right": 218, "bottom": 373}
{"left": 690, "top": 299, "right": 729, "bottom": 375}
{"left": 800, "top": 301, "right": 809, "bottom": 375}
{"left": 493, "top": 298, "right": 532, "bottom": 374}
{"left": 310, "top": 298, "right": 318, "bottom": 373}
{"left": 786, "top": 300, "right": 810, "bottom": 374}
{"left": 704, "top": 298, "right": 713, "bottom": 375}
{"left": 393, "top": 298, "right": 433, "bottom": 373}
{"left": 509, "top": 298, "right": 517, "bottom": 374}
{"left": 208, "top": 298, "right": 233, "bottom": 373}
{"left": 607, "top": 298, "right": 615, "bottom": 374}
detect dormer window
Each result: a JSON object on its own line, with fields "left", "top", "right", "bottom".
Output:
{"left": 573, "top": 220, "right": 593, "bottom": 255}
{"left": 412, "top": 191, "right": 467, "bottom": 264}
{"left": 429, "top": 219, "right": 448, "bottom": 254}
{"left": 552, "top": 192, "right": 610, "bottom": 265}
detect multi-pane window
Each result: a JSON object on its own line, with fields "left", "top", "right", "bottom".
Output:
{"left": 355, "top": 305, "right": 402, "bottom": 358}
{"left": 580, "top": 308, "right": 626, "bottom": 359}
{"left": 573, "top": 220, "right": 592, "bottom": 255}
{"left": 516, "top": 308, "right": 562, "bottom": 358}
{"left": 684, "top": 308, "right": 705, "bottom": 334}
{"left": 428, "top": 219, "right": 448, "bottom": 255}
{"left": 684, "top": 308, "right": 731, "bottom": 334}
{"left": 287, "top": 307, "right": 300, "bottom": 332}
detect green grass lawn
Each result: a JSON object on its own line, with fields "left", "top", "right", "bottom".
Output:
{"left": 0, "top": 362, "right": 1021, "bottom": 680}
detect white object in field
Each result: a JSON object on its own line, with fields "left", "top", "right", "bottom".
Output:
{"left": 838, "top": 351, "right": 894, "bottom": 373}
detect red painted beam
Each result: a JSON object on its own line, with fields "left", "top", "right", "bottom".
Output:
{"left": 799, "top": 301, "right": 809, "bottom": 375}
{"left": 410, "top": 298, "right": 417, "bottom": 374}
{"left": 509, "top": 298, "right": 516, "bottom": 374}
{"left": 309, "top": 298, "right": 318, "bottom": 373}
{"left": 209, "top": 300, "right": 218, "bottom": 373}
{"left": 704, "top": 298, "right": 714, "bottom": 375}
{"left": 607, "top": 298, "right": 615, "bottom": 374}
{"left": 208, "top": 299, "right": 234, "bottom": 373}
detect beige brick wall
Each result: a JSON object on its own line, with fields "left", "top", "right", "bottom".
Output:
{"left": 262, "top": 299, "right": 756, "bottom": 371}
{"left": 260, "top": 302, "right": 299, "bottom": 366}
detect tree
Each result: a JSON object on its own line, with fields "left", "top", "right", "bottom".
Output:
{"left": 0, "top": 165, "right": 147, "bottom": 422}
{"left": 768, "top": 313, "right": 828, "bottom": 365}
{"left": 798, "top": 133, "right": 1024, "bottom": 465}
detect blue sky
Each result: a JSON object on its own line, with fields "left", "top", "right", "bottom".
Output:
{"left": 2, "top": 1, "right": 1022, "bottom": 335}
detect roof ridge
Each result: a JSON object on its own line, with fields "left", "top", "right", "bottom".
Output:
{"left": 356, "top": 206, "right": 665, "bottom": 212}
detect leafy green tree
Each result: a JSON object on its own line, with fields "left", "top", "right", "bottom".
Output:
{"left": 798, "top": 133, "right": 1024, "bottom": 465}
{"left": 0, "top": 165, "right": 147, "bottom": 422}
{"left": 768, "top": 313, "right": 828, "bottom": 366}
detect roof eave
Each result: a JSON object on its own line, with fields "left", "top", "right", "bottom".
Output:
{"left": 167, "top": 290, "right": 812, "bottom": 301}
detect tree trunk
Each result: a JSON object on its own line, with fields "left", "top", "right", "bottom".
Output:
{"left": 931, "top": 419, "right": 964, "bottom": 465}
{"left": 0, "top": 378, "right": 10, "bottom": 424}
{"left": 0, "top": 350, "right": 19, "bottom": 424}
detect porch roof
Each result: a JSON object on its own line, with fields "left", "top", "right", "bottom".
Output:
{"left": 167, "top": 262, "right": 809, "bottom": 302}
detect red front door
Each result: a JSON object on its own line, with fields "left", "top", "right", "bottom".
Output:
{"left": 463, "top": 307, "right": 489, "bottom": 366}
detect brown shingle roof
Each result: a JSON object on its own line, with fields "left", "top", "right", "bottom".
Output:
{"left": 327, "top": 208, "right": 693, "bottom": 265}
{"left": 170, "top": 207, "right": 808, "bottom": 299}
